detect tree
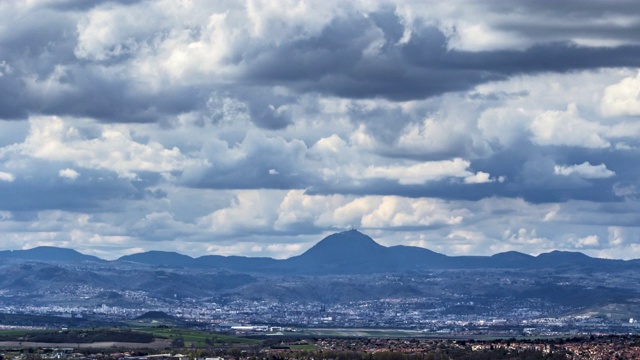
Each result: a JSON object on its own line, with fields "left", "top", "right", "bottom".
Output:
{"left": 171, "top": 337, "right": 185, "bottom": 348}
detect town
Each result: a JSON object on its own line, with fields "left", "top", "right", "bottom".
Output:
{"left": 1, "top": 294, "right": 638, "bottom": 338}
{"left": 3, "top": 332, "right": 640, "bottom": 359}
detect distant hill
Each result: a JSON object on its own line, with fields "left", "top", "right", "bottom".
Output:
{"left": 0, "top": 246, "right": 103, "bottom": 263}
{"left": 118, "top": 251, "right": 194, "bottom": 267}
{"left": 484, "top": 251, "right": 535, "bottom": 268}
{"left": 534, "top": 250, "right": 626, "bottom": 270}
{"left": 135, "top": 310, "right": 175, "bottom": 321}
{"left": 117, "top": 250, "right": 282, "bottom": 271}
{"left": 194, "top": 255, "right": 280, "bottom": 270}
{"left": 0, "top": 261, "right": 257, "bottom": 302}
{"left": 2, "top": 231, "right": 638, "bottom": 274}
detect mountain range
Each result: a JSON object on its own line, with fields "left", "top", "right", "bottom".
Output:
{"left": 1, "top": 230, "right": 637, "bottom": 274}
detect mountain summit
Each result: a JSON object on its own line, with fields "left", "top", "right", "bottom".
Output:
{"left": 285, "top": 230, "right": 389, "bottom": 273}
{"left": 283, "top": 230, "right": 453, "bottom": 274}
{"left": 299, "top": 230, "right": 385, "bottom": 260}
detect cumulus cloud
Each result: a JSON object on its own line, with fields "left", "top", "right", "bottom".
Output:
{"left": 530, "top": 103, "right": 610, "bottom": 148}
{"left": 361, "top": 158, "right": 488, "bottom": 185}
{"left": 478, "top": 106, "right": 530, "bottom": 148}
{"left": 198, "top": 190, "right": 468, "bottom": 236}
{"left": 503, "top": 228, "right": 547, "bottom": 247}
{"left": 0, "top": 172, "right": 15, "bottom": 182}
{"left": 197, "top": 190, "right": 283, "bottom": 235}
{"left": 463, "top": 172, "right": 494, "bottom": 184}
{"left": 601, "top": 71, "right": 640, "bottom": 117}
{"left": 569, "top": 234, "right": 600, "bottom": 248}
{"left": 58, "top": 168, "right": 80, "bottom": 180}
{"left": 354, "top": 196, "right": 465, "bottom": 228}
{"left": 554, "top": 162, "right": 616, "bottom": 179}
{"left": 20, "top": 116, "right": 199, "bottom": 179}
{"left": 1, "top": 0, "right": 640, "bottom": 259}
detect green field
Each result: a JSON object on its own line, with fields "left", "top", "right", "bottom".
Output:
{"left": 139, "top": 327, "right": 260, "bottom": 348}
{"left": 0, "top": 329, "right": 49, "bottom": 337}
{"left": 0, "top": 328, "right": 154, "bottom": 344}
{"left": 0, "top": 327, "right": 260, "bottom": 349}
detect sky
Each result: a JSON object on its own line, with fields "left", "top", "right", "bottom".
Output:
{"left": 1, "top": 0, "right": 640, "bottom": 260}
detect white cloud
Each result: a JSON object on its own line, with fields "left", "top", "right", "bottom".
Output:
{"left": 463, "top": 171, "right": 493, "bottom": 184}
{"left": 75, "top": 4, "right": 162, "bottom": 61}
{"left": 596, "top": 243, "right": 640, "bottom": 260}
{"left": 199, "top": 189, "right": 468, "bottom": 236}
{"left": 74, "top": 2, "right": 244, "bottom": 85}
{"left": 569, "top": 234, "right": 600, "bottom": 248}
{"left": 361, "top": 158, "right": 487, "bottom": 185}
{"left": 58, "top": 168, "right": 80, "bottom": 180}
{"left": 542, "top": 205, "right": 560, "bottom": 222}
{"left": 275, "top": 190, "right": 344, "bottom": 230}
{"left": 20, "top": 116, "right": 199, "bottom": 179}
{"left": 246, "top": 0, "right": 343, "bottom": 39}
{"left": 360, "top": 197, "right": 464, "bottom": 228}
{"left": 312, "top": 134, "right": 349, "bottom": 154}
{"left": 554, "top": 162, "right": 615, "bottom": 179}
{"left": 478, "top": 106, "right": 530, "bottom": 147}
{"left": 0, "top": 172, "right": 14, "bottom": 182}
{"left": 601, "top": 71, "right": 640, "bottom": 117}
{"left": 608, "top": 226, "right": 625, "bottom": 246}
{"left": 395, "top": 117, "right": 467, "bottom": 155}
{"left": 503, "top": 228, "right": 547, "bottom": 246}
{"left": 0, "top": 209, "right": 140, "bottom": 259}
{"left": 447, "top": 21, "right": 526, "bottom": 52}
{"left": 594, "top": 227, "right": 640, "bottom": 259}
{"left": 197, "top": 190, "right": 283, "bottom": 235}
{"left": 530, "top": 103, "right": 610, "bottom": 148}
{"left": 446, "top": 230, "right": 486, "bottom": 242}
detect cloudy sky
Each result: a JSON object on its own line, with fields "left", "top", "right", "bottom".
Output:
{"left": 1, "top": 0, "right": 640, "bottom": 260}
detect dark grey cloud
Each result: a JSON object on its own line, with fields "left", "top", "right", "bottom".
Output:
{"left": 2, "top": 2, "right": 640, "bottom": 126}
{"left": 236, "top": 88, "right": 294, "bottom": 130}
{"left": 240, "top": 10, "right": 640, "bottom": 102}
{"left": 347, "top": 104, "right": 412, "bottom": 145}
{"left": 0, "top": 3, "right": 201, "bottom": 123}
{"left": 470, "top": 0, "right": 640, "bottom": 47}
{"left": 37, "top": 68, "right": 204, "bottom": 123}
{"left": 44, "top": 0, "right": 146, "bottom": 12}
{"left": 180, "top": 135, "right": 311, "bottom": 190}
{"left": 446, "top": 43, "right": 640, "bottom": 73}
{"left": 0, "top": 166, "right": 145, "bottom": 212}
{"left": 0, "top": 6, "right": 76, "bottom": 119}
{"left": 0, "top": 73, "right": 29, "bottom": 119}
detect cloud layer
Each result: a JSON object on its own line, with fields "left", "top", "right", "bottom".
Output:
{"left": 0, "top": 0, "right": 640, "bottom": 259}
